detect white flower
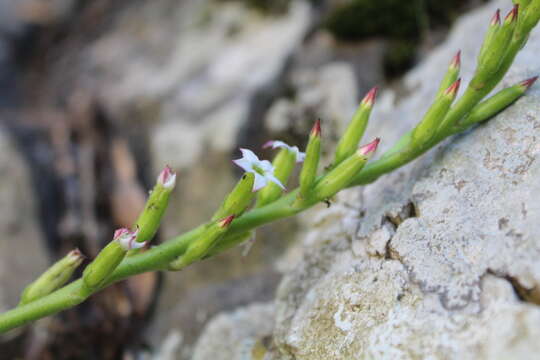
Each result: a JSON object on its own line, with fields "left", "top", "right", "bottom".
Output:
{"left": 233, "top": 148, "right": 285, "bottom": 192}
{"left": 263, "top": 140, "right": 305, "bottom": 163}
{"left": 114, "top": 228, "right": 145, "bottom": 251}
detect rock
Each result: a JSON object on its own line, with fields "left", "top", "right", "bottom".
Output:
{"left": 196, "top": 1, "right": 540, "bottom": 359}
{"left": 271, "top": 1, "right": 540, "bottom": 358}
{"left": 191, "top": 302, "right": 275, "bottom": 360}
{"left": 81, "top": 1, "right": 312, "bottom": 356}
{"left": 0, "top": 129, "right": 49, "bottom": 345}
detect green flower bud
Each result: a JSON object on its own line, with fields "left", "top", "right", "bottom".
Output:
{"left": 513, "top": 0, "right": 531, "bottom": 8}
{"left": 19, "top": 249, "right": 84, "bottom": 305}
{"left": 82, "top": 228, "right": 138, "bottom": 290}
{"left": 476, "top": 6, "right": 518, "bottom": 82}
{"left": 313, "top": 139, "right": 379, "bottom": 201}
{"left": 299, "top": 119, "right": 322, "bottom": 199}
{"left": 412, "top": 79, "right": 460, "bottom": 147}
{"left": 477, "top": 9, "right": 501, "bottom": 68}
{"left": 334, "top": 87, "right": 377, "bottom": 166}
{"left": 436, "top": 51, "right": 461, "bottom": 98}
{"left": 134, "top": 166, "right": 176, "bottom": 245}
{"left": 212, "top": 172, "right": 255, "bottom": 220}
{"left": 169, "top": 216, "right": 234, "bottom": 270}
{"left": 522, "top": 0, "right": 540, "bottom": 33}
{"left": 207, "top": 231, "right": 253, "bottom": 257}
{"left": 456, "top": 76, "right": 537, "bottom": 130}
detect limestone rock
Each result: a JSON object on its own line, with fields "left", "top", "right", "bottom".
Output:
{"left": 271, "top": 1, "right": 540, "bottom": 359}
{"left": 191, "top": 303, "right": 275, "bottom": 360}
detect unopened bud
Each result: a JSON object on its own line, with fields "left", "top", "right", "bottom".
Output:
{"left": 213, "top": 173, "right": 255, "bottom": 220}
{"left": 519, "top": 75, "right": 538, "bottom": 90}
{"left": 334, "top": 86, "right": 378, "bottom": 166}
{"left": 19, "top": 249, "right": 85, "bottom": 305}
{"left": 358, "top": 138, "right": 380, "bottom": 158}
{"left": 299, "top": 119, "right": 322, "bottom": 198}
{"left": 157, "top": 165, "right": 176, "bottom": 190}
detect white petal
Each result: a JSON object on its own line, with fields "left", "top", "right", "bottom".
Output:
{"left": 266, "top": 174, "right": 285, "bottom": 190}
{"left": 259, "top": 159, "right": 274, "bottom": 172}
{"left": 233, "top": 158, "right": 254, "bottom": 172}
{"left": 252, "top": 173, "right": 268, "bottom": 191}
{"left": 239, "top": 148, "right": 259, "bottom": 163}
{"left": 271, "top": 140, "right": 290, "bottom": 150}
{"left": 291, "top": 146, "right": 305, "bottom": 163}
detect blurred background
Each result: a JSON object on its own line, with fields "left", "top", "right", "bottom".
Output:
{"left": 0, "top": 0, "right": 488, "bottom": 358}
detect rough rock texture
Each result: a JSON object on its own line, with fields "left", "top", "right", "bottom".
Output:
{"left": 192, "top": 303, "right": 275, "bottom": 360}
{"left": 193, "top": 1, "right": 540, "bottom": 359}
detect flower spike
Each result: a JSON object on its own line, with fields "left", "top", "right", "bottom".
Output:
{"left": 233, "top": 148, "right": 285, "bottom": 191}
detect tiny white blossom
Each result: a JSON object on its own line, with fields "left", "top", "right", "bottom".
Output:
{"left": 114, "top": 228, "right": 145, "bottom": 251}
{"left": 233, "top": 148, "right": 285, "bottom": 192}
{"left": 263, "top": 140, "right": 305, "bottom": 163}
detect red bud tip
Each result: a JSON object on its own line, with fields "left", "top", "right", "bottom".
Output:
{"left": 504, "top": 5, "right": 518, "bottom": 23}
{"left": 450, "top": 50, "right": 461, "bottom": 70}
{"left": 219, "top": 215, "right": 235, "bottom": 228}
{"left": 358, "top": 138, "right": 380, "bottom": 157}
{"left": 490, "top": 9, "right": 501, "bottom": 26}
{"left": 361, "top": 86, "right": 378, "bottom": 107}
{"left": 157, "top": 165, "right": 176, "bottom": 189}
{"left": 519, "top": 76, "right": 539, "bottom": 90}
{"left": 444, "top": 78, "right": 461, "bottom": 97}
{"left": 311, "top": 119, "right": 321, "bottom": 137}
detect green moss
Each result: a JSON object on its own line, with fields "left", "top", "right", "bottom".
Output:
{"left": 324, "top": 0, "right": 421, "bottom": 41}
{"left": 383, "top": 39, "right": 417, "bottom": 79}
{"left": 216, "top": 0, "right": 292, "bottom": 14}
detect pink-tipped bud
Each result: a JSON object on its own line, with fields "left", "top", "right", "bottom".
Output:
{"left": 450, "top": 50, "right": 461, "bottom": 70}
{"left": 519, "top": 76, "right": 539, "bottom": 90}
{"left": 218, "top": 215, "right": 235, "bottom": 228}
{"left": 504, "top": 5, "right": 518, "bottom": 24}
{"left": 311, "top": 119, "right": 321, "bottom": 137}
{"left": 444, "top": 78, "right": 461, "bottom": 97}
{"left": 115, "top": 227, "right": 143, "bottom": 251}
{"left": 491, "top": 9, "right": 501, "bottom": 26}
{"left": 358, "top": 138, "right": 380, "bottom": 158}
{"left": 157, "top": 165, "right": 176, "bottom": 189}
{"left": 361, "top": 86, "right": 378, "bottom": 107}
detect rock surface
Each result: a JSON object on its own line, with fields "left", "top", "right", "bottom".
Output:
{"left": 193, "top": 1, "right": 540, "bottom": 359}
{"left": 0, "top": 129, "right": 49, "bottom": 348}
